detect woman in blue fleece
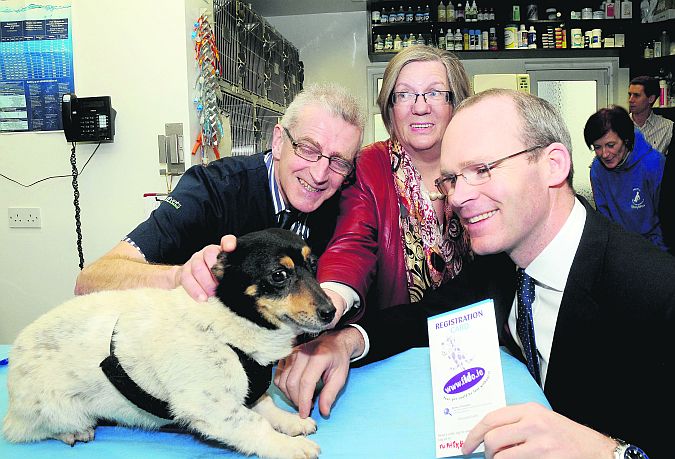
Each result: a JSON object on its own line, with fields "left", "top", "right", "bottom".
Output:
{"left": 584, "top": 105, "right": 667, "bottom": 250}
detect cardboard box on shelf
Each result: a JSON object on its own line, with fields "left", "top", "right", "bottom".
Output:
{"left": 652, "top": 0, "right": 675, "bottom": 21}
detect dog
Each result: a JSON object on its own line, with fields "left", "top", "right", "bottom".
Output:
{"left": 3, "top": 228, "right": 335, "bottom": 459}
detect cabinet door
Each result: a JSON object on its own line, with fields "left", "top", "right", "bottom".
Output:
{"left": 530, "top": 68, "right": 609, "bottom": 204}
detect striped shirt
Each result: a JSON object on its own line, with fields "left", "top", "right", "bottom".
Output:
{"left": 265, "top": 152, "right": 310, "bottom": 240}
{"left": 633, "top": 111, "right": 673, "bottom": 155}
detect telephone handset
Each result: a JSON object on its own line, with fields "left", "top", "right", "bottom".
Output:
{"left": 61, "top": 94, "right": 116, "bottom": 143}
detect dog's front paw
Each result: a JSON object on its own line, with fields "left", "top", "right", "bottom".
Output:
{"left": 274, "top": 434, "right": 320, "bottom": 459}
{"left": 53, "top": 427, "right": 95, "bottom": 446}
{"left": 252, "top": 395, "right": 317, "bottom": 436}
{"left": 278, "top": 414, "right": 317, "bottom": 437}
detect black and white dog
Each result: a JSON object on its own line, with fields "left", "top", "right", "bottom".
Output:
{"left": 3, "top": 228, "right": 335, "bottom": 459}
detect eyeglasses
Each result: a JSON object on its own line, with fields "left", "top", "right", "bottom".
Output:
{"left": 283, "top": 127, "right": 354, "bottom": 177}
{"left": 434, "top": 145, "right": 544, "bottom": 197}
{"left": 390, "top": 90, "right": 453, "bottom": 106}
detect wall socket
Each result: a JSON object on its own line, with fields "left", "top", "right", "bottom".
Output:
{"left": 8, "top": 207, "right": 42, "bottom": 228}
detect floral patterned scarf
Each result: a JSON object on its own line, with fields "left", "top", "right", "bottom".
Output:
{"left": 390, "top": 138, "right": 470, "bottom": 302}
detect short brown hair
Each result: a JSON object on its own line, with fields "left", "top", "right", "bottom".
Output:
{"left": 630, "top": 75, "right": 659, "bottom": 99}
{"left": 455, "top": 89, "right": 575, "bottom": 188}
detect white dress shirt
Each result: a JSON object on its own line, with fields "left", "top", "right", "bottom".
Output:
{"left": 632, "top": 111, "right": 673, "bottom": 155}
{"left": 507, "top": 198, "right": 586, "bottom": 387}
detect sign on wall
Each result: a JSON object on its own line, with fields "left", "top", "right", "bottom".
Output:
{"left": 0, "top": 0, "right": 74, "bottom": 133}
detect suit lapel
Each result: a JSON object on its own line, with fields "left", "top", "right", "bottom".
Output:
{"left": 544, "top": 198, "right": 607, "bottom": 399}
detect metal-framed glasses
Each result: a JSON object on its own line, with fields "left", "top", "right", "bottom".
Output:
{"left": 283, "top": 127, "right": 354, "bottom": 177}
{"left": 391, "top": 90, "right": 453, "bottom": 106}
{"left": 434, "top": 145, "right": 544, "bottom": 196}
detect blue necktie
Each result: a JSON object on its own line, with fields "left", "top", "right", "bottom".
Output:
{"left": 516, "top": 268, "right": 541, "bottom": 385}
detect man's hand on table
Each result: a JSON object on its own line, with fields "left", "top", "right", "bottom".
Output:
{"left": 273, "top": 326, "right": 365, "bottom": 418}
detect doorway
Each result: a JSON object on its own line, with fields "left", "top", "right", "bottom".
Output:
{"left": 530, "top": 68, "right": 611, "bottom": 205}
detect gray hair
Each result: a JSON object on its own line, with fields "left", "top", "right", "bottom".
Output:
{"left": 377, "top": 45, "right": 472, "bottom": 136}
{"left": 281, "top": 82, "right": 365, "bottom": 146}
{"left": 455, "top": 88, "right": 574, "bottom": 187}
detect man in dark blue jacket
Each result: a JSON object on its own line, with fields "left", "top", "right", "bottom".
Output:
{"left": 75, "top": 83, "right": 363, "bottom": 311}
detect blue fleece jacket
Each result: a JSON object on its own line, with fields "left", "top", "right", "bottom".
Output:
{"left": 590, "top": 129, "right": 666, "bottom": 250}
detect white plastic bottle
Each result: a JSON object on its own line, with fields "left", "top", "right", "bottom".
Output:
{"left": 528, "top": 26, "right": 537, "bottom": 48}
{"left": 393, "top": 34, "right": 402, "bottom": 51}
{"left": 454, "top": 28, "right": 462, "bottom": 50}
{"left": 446, "top": 28, "right": 454, "bottom": 50}
{"left": 447, "top": 1, "right": 455, "bottom": 21}
{"left": 374, "top": 34, "right": 384, "bottom": 52}
{"left": 380, "top": 8, "right": 388, "bottom": 24}
{"left": 470, "top": 0, "right": 478, "bottom": 22}
{"left": 384, "top": 33, "right": 393, "bottom": 51}
{"left": 438, "top": 29, "right": 446, "bottom": 49}
{"left": 415, "top": 5, "right": 424, "bottom": 22}
{"left": 406, "top": 6, "right": 414, "bottom": 22}
{"left": 438, "top": 1, "right": 447, "bottom": 22}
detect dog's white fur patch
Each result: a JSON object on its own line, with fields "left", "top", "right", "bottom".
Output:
{"left": 3, "top": 287, "right": 321, "bottom": 459}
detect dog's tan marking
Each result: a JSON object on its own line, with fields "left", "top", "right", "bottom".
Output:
{"left": 257, "top": 289, "right": 322, "bottom": 331}
{"left": 210, "top": 253, "right": 227, "bottom": 280}
{"left": 3, "top": 228, "right": 325, "bottom": 459}
{"left": 301, "top": 246, "right": 311, "bottom": 260}
{"left": 279, "top": 256, "right": 294, "bottom": 270}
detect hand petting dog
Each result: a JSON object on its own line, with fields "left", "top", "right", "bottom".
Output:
{"left": 3, "top": 229, "right": 333, "bottom": 459}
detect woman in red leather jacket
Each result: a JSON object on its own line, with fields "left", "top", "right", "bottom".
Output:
{"left": 318, "top": 45, "right": 473, "bottom": 322}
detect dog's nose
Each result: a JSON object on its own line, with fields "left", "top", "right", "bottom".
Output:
{"left": 318, "top": 303, "right": 336, "bottom": 323}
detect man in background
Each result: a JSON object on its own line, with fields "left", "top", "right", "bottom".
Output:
{"left": 628, "top": 75, "right": 673, "bottom": 155}
{"left": 74, "top": 82, "right": 364, "bottom": 321}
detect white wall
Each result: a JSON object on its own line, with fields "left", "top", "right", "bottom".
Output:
{"left": 0, "top": 3, "right": 632, "bottom": 343}
{"left": 266, "top": 12, "right": 372, "bottom": 141}
{"left": 0, "top": 0, "right": 205, "bottom": 342}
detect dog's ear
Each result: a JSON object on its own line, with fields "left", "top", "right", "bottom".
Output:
{"left": 211, "top": 251, "right": 230, "bottom": 281}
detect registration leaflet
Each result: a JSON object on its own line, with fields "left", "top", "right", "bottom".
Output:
{"left": 427, "top": 299, "right": 505, "bottom": 458}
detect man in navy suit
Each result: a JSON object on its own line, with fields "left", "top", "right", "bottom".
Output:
{"left": 274, "top": 89, "right": 674, "bottom": 459}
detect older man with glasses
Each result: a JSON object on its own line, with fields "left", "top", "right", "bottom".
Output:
{"left": 75, "top": 83, "right": 364, "bottom": 312}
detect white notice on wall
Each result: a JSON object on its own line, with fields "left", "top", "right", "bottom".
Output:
{"left": 427, "top": 299, "right": 505, "bottom": 458}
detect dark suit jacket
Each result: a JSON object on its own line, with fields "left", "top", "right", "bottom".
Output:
{"left": 659, "top": 129, "right": 675, "bottom": 254}
{"left": 128, "top": 152, "right": 340, "bottom": 264}
{"left": 359, "top": 198, "right": 675, "bottom": 457}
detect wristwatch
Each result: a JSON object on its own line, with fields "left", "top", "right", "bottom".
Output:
{"left": 613, "top": 438, "right": 649, "bottom": 459}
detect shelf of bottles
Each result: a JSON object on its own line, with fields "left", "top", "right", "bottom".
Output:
{"left": 368, "top": 1, "right": 635, "bottom": 62}
{"left": 630, "top": 18, "right": 674, "bottom": 111}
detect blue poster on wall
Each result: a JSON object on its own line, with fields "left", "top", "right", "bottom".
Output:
{"left": 0, "top": 1, "right": 74, "bottom": 133}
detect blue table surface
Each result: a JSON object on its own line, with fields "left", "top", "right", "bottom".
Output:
{"left": 0, "top": 344, "right": 549, "bottom": 459}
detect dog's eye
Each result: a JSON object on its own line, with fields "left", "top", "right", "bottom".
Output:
{"left": 270, "top": 269, "right": 289, "bottom": 284}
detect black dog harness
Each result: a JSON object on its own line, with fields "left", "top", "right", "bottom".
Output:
{"left": 100, "top": 328, "right": 273, "bottom": 420}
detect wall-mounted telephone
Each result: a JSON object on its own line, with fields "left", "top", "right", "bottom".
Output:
{"left": 61, "top": 94, "right": 116, "bottom": 143}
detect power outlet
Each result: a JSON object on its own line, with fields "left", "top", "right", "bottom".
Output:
{"left": 8, "top": 207, "right": 42, "bottom": 228}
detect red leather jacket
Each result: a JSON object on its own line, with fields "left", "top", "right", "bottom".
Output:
{"left": 317, "top": 141, "right": 410, "bottom": 321}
